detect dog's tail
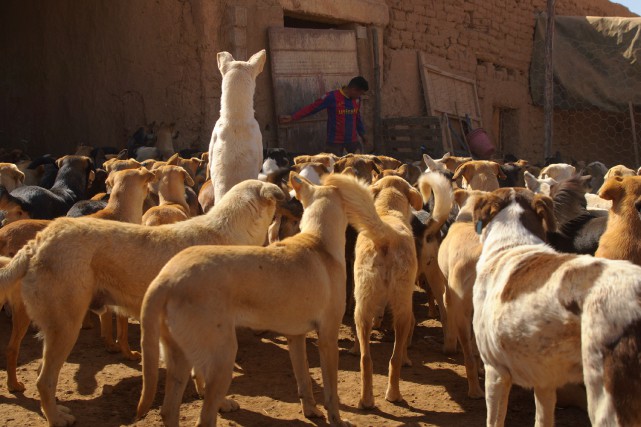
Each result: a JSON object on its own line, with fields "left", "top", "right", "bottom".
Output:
{"left": 322, "top": 173, "right": 394, "bottom": 245}
{"left": 418, "top": 172, "right": 453, "bottom": 236}
{"left": 0, "top": 246, "right": 32, "bottom": 301}
{"left": 136, "top": 279, "right": 170, "bottom": 419}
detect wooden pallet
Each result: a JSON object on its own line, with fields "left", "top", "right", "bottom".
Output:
{"left": 382, "top": 116, "right": 444, "bottom": 161}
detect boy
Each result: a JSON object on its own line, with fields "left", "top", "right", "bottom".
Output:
{"left": 279, "top": 76, "right": 369, "bottom": 155}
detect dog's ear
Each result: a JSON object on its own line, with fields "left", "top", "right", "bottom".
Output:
{"left": 397, "top": 164, "right": 409, "bottom": 180}
{"left": 55, "top": 155, "right": 67, "bottom": 170}
{"left": 289, "top": 171, "right": 312, "bottom": 199}
{"left": 117, "top": 149, "right": 128, "bottom": 160}
{"left": 12, "top": 168, "right": 25, "bottom": 183}
{"left": 494, "top": 162, "right": 507, "bottom": 180}
{"left": 407, "top": 186, "right": 424, "bottom": 211}
{"left": 371, "top": 169, "right": 380, "bottom": 183}
{"left": 524, "top": 171, "right": 540, "bottom": 193}
{"left": 598, "top": 176, "right": 624, "bottom": 201}
{"left": 217, "top": 51, "right": 235, "bottom": 75}
{"left": 532, "top": 194, "right": 557, "bottom": 233}
{"left": 141, "top": 168, "right": 158, "bottom": 184}
{"left": 105, "top": 173, "right": 115, "bottom": 190}
{"left": 453, "top": 189, "right": 470, "bottom": 209}
{"left": 248, "top": 49, "right": 267, "bottom": 77}
{"left": 441, "top": 152, "right": 451, "bottom": 161}
{"left": 452, "top": 163, "right": 473, "bottom": 184}
{"left": 260, "top": 183, "right": 286, "bottom": 202}
{"left": 423, "top": 154, "right": 440, "bottom": 172}
{"left": 472, "top": 193, "right": 503, "bottom": 233}
{"left": 182, "top": 170, "right": 195, "bottom": 187}
{"left": 166, "top": 153, "right": 180, "bottom": 166}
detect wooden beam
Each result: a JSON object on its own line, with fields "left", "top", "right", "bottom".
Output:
{"left": 543, "top": 1, "right": 556, "bottom": 161}
{"left": 630, "top": 102, "right": 640, "bottom": 168}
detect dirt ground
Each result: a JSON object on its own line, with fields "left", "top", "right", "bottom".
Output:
{"left": 0, "top": 291, "right": 590, "bottom": 427}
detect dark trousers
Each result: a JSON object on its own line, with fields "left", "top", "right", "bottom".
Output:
{"left": 324, "top": 141, "right": 359, "bottom": 156}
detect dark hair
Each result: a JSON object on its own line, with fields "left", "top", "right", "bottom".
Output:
{"left": 347, "top": 76, "right": 369, "bottom": 91}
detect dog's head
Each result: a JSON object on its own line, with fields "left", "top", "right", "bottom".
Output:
{"left": 370, "top": 175, "right": 423, "bottom": 215}
{"left": 106, "top": 168, "right": 157, "bottom": 195}
{"left": 217, "top": 49, "right": 266, "bottom": 82}
{"left": 103, "top": 158, "right": 142, "bottom": 174}
{"left": 453, "top": 160, "right": 506, "bottom": 191}
{"left": 599, "top": 175, "right": 641, "bottom": 220}
{"left": 153, "top": 165, "right": 194, "bottom": 193}
{"left": 438, "top": 152, "right": 472, "bottom": 173}
{"left": 524, "top": 171, "right": 557, "bottom": 196}
{"left": 0, "top": 186, "right": 30, "bottom": 227}
{"left": 0, "top": 163, "right": 25, "bottom": 192}
{"left": 472, "top": 188, "right": 556, "bottom": 242}
{"left": 604, "top": 164, "right": 636, "bottom": 181}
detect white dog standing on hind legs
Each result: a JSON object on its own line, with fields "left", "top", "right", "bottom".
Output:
{"left": 209, "top": 49, "right": 267, "bottom": 203}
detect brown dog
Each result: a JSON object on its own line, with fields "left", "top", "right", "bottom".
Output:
{"left": 452, "top": 160, "right": 506, "bottom": 191}
{"left": 437, "top": 189, "right": 487, "bottom": 399}
{"left": 0, "top": 168, "right": 156, "bottom": 393}
{"left": 142, "top": 165, "right": 194, "bottom": 226}
{"left": 595, "top": 175, "right": 641, "bottom": 264}
{"left": 137, "top": 172, "right": 383, "bottom": 426}
{"left": 350, "top": 173, "right": 452, "bottom": 409}
{"left": 0, "top": 180, "right": 283, "bottom": 426}
{"left": 0, "top": 163, "right": 25, "bottom": 192}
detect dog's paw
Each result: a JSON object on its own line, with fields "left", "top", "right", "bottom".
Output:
{"left": 48, "top": 405, "right": 75, "bottom": 426}
{"left": 402, "top": 357, "right": 413, "bottom": 367}
{"left": 123, "top": 350, "right": 142, "bottom": 361}
{"left": 104, "top": 341, "right": 120, "bottom": 354}
{"left": 468, "top": 388, "right": 485, "bottom": 399}
{"left": 219, "top": 397, "right": 240, "bottom": 413}
{"left": 384, "top": 388, "right": 403, "bottom": 403}
{"left": 357, "top": 397, "right": 376, "bottom": 410}
{"left": 8, "top": 380, "right": 26, "bottom": 393}
{"left": 302, "top": 404, "right": 324, "bottom": 419}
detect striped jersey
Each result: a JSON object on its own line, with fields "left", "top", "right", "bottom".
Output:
{"left": 291, "top": 88, "right": 365, "bottom": 144}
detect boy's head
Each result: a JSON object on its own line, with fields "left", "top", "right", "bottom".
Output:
{"left": 345, "top": 76, "right": 369, "bottom": 99}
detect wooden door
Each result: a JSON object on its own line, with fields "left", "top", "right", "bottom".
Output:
{"left": 269, "top": 27, "right": 359, "bottom": 154}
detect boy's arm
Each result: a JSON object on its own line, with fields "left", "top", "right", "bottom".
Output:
{"left": 291, "top": 94, "right": 331, "bottom": 121}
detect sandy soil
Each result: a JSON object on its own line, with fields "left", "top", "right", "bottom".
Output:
{"left": 0, "top": 291, "right": 589, "bottom": 426}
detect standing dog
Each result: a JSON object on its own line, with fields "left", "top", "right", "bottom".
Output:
{"left": 0, "top": 180, "right": 283, "bottom": 426}
{"left": 595, "top": 175, "right": 641, "bottom": 264}
{"left": 452, "top": 160, "right": 506, "bottom": 191}
{"left": 137, "top": 172, "right": 385, "bottom": 427}
{"left": 350, "top": 173, "right": 451, "bottom": 409}
{"left": 472, "top": 187, "right": 641, "bottom": 426}
{"left": 0, "top": 168, "right": 156, "bottom": 393}
{"left": 208, "top": 50, "right": 267, "bottom": 202}
{"left": 142, "top": 165, "right": 194, "bottom": 226}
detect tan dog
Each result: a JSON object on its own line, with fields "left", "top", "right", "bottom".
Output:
{"left": 293, "top": 153, "right": 339, "bottom": 171}
{"left": 595, "top": 175, "right": 641, "bottom": 264}
{"left": 0, "top": 188, "right": 30, "bottom": 226}
{"left": 166, "top": 153, "right": 202, "bottom": 188}
{"left": 539, "top": 162, "right": 576, "bottom": 181}
{"left": 142, "top": 165, "right": 194, "bottom": 226}
{"left": 0, "top": 168, "right": 156, "bottom": 393}
{"left": 452, "top": 160, "right": 506, "bottom": 191}
{"left": 198, "top": 179, "right": 215, "bottom": 213}
{"left": 424, "top": 152, "right": 472, "bottom": 173}
{"left": 0, "top": 180, "right": 283, "bottom": 426}
{"left": 334, "top": 157, "right": 380, "bottom": 184}
{"left": 438, "top": 189, "right": 487, "bottom": 399}
{"left": 0, "top": 163, "right": 25, "bottom": 192}
{"left": 350, "top": 172, "right": 452, "bottom": 409}
{"left": 136, "top": 172, "right": 384, "bottom": 427}
{"left": 604, "top": 164, "right": 636, "bottom": 180}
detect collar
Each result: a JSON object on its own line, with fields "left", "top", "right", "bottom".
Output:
{"left": 339, "top": 87, "right": 348, "bottom": 98}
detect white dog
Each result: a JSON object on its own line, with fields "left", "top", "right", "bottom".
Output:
{"left": 473, "top": 187, "right": 641, "bottom": 426}
{"left": 209, "top": 50, "right": 267, "bottom": 203}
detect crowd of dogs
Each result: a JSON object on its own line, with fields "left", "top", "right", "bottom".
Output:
{"left": 0, "top": 49, "right": 640, "bottom": 427}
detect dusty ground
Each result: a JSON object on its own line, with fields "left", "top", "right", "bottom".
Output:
{"left": 0, "top": 292, "right": 589, "bottom": 426}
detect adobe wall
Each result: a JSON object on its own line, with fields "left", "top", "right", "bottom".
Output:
{"left": 1, "top": 0, "right": 635, "bottom": 161}
{"left": 382, "top": 0, "right": 636, "bottom": 162}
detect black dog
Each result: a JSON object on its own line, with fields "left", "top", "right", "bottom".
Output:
{"left": 10, "top": 155, "right": 94, "bottom": 219}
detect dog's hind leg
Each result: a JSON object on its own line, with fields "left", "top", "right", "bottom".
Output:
{"left": 36, "top": 319, "right": 83, "bottom": 426}
{"left": 159, "top": 336, "right": 192, "bottom": 427}
{"left": 424, "top": 260, "right": 448, "bottom": 335}
{"left": 198, "top": 329, "right": 238, "bottom": 427}
{"left": 484, "top": 365, "right": 512, "bottom": 427}
{"left": 287, "top": 334, "right": 323, "bottom": 418}
{"left": 533, "top": 387, "right": 556, "bottom": 427}
{"left": 354, "top": 304, "right": 376, "bottom": 409}
{"left": 6, "top": 300, "right": 30, "bottom": 393}
{"left": 385, "top": 294, "right": 412, "bottom": 403}
{"left": 115, "top": 315, "right": 140, "bottom": 360}
{"left": 456, "top": 305, "right": 484, "bottom": 399}
{"left": 100, "top": 309, "right": 118, "bottom": 352}
{"left": 317, "top": 322, "right": 349, "bottom": 426}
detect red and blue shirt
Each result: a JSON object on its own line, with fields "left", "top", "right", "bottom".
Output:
{"left": 291, "top": 88, "right": 365, "bottom": 145}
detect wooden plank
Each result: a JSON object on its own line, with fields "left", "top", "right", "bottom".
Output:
{"left": 382, "top": 117, "right": 440, "bottom": 126}
{"left": 384, "top": 129, "right": 442, "bottom": 138}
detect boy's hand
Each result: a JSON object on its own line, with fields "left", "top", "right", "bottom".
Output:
{"left": 278, "top": 115, "right": 293, "bottom": 125}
